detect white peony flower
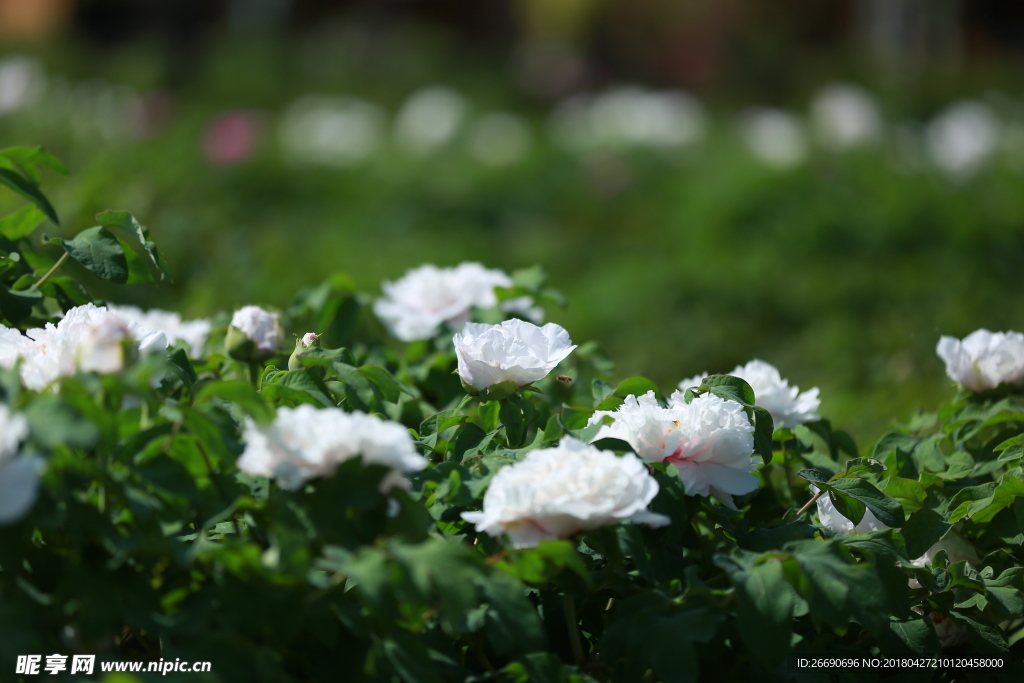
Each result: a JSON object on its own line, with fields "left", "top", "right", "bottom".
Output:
{"left": 461, "top": 436, "right": 669, "bottom": 548}
{"left": 374, "top": 262, "right": 516, "bottom": 342}
{"left": 936, "top": 329, "right": 1024, "bottom": 392}
{"left": 1, "top": 304, "right": 167, "bottom": 391}
{"left": 454, "top": 319, "right": 576, "bottom": 395}
{"left": 739, "top": 108, "right": 808, "bottom": 169}
{"left": 106, "top": 304, "right": 211, "bottom": 357}
{"left": 810, "top": 484, "right": 887, "bottom": 535}
{"left": 227, "top": 305, "right": 281, "bottom": 360}
{"left": 0, "top": 405, "right": 42, "bottom": 525}
{"left": 732, "top": 360, "right": 819, "bottom": 428}
{"left": 925, "top": 101, "right": 999, "bottom": 178}
{"left": 677, "top": 360, "right": 820, "bottom": 429}
{"left": 0, "top": 55, "right": 46, "bottom": 115}
{"left": 810, "top": 83, "right": 882, "bottom": 151}
{"left": 77, "top": 316, "right": 134, "bottom": 374}
{"left": 278, "top": 95, "right": 385, "bottom": 167}
{"left": 589, "top": 392, "right": 758, "bottom": 508}
{"left": 238, "top": 404, "right": 426, "bottom": 492}
{"left": 394, "top": 86, "right": 466, "bottom": 154}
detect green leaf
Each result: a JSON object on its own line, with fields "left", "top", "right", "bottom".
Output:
{"left": 478, "top": 572, "right": 546, "bottom": 656}
{"left": 194, "top": 380, "right": 272, "bottom": 423}
{"left": 591, "top": 379, "right": 614, "bottom": 404}
{"left": 358, "top": 364, "right": 407, "bottom": 404}
{"left": 828, "top": 488, "right": 867, "bottom": 526}
{"left": 60, "top": 226, "right": 127, "bottom": 283}
{"left": 0, "top": 167, "right": 59, "bottom": 225}
{"left": 752, "top": 406, "right": 774, "bottom": 465}
{"left": 95, "top": 210, "right": 170, "bottom": 282}
{"left": 703, "top": 374, "right": 755, "bottom": 407}
{"left": 614, "top": 376, "right": 660, "bottom": 400}
{"left": 797, "top": 468, "right": 831, "bottom": 484}
{"left": 715, "top": 552, "right": 794, "bottom": 669}
{"left": 0, "top": 205, "right": 45, "bottom": 240}
{"left": 900, "top": 509, "right": 951, "bottom": 559}
{"left": 829, "top": 477, "right": 905, "bottom": 528}
{"left": 0, "top": 146, "right": 69, "bottom": 181}
{"left": 880, "top": 477, "right": 927, "bottom": 503}
{"left": 886, "top": 615, "right": 941, "bottom": 655}
{"left": 273, "top": 369, "right": 335, "bottom": 408}
{"left": 24, "top": 396, "right": 99, "bottom": 449}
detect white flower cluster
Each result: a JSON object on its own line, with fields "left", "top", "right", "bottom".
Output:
{"left": 375, "top": 263, "right": 542, "bottom": 342}
{"left": 681, "top": 359, "right": 820, "bottom": 429}
{"left": 237, "top": 405, "right": 426, "bottom": 492}
{"left": 589, "top": 391, "right": 758, "bottom": 509}
{"left": 230, "top": 306, "right": 281, "bottom": 355}
{"left": 461, "top": 437, "right": 669, "bottom": 548}
{"left": 936, "top": 329, "right": 1024, "bottom": 393}
{"left": 0, "top": 405, "right": 41, "bottom": 525}
{"left": 0, "top": 304, "right": 168, "bottom": 391}
{"left": 107, "top": 304, "right": 211, "bottom": 357}
{"left": 454, "top": 319, "right": 576, "bottom": 394}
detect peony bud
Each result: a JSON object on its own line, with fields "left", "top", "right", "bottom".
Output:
{"left": 289, "top": 332, "right": 323, "bottom": 376}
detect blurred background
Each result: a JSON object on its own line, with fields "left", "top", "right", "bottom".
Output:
{"left": 3, "top": 0, "right": 1024, "bottom": 442}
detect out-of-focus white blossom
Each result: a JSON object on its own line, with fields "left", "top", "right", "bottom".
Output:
{"left": 810, "top": 83, "right": 882, "bottom": 150}
{"left": 0, "top": 55, "right": 45, "bottom": 114}
{"left": 679, "top": 360, "right": 820, "bottom": 429}
{"left": 936, "top": 329, "right": 1024, "bottom": 392}
{"left": 548, "top": 87, "right": 705, "bottom": 152}
{"left": 77, "top": 317, "right": 134, "bottom": 374}
{"left": 237, "top": 405, "right": 426, "bottom": 492}
{"left": 394, "top": 86, "right": 466, "bottom": 154}
{"left": 468, "top": 112, "right": 532, "bottom": 166}
{"left": 0, "top": 405, "right": 42, "bottom": 525}
{"left": 454, "top": 320, "right": 576, "bottom": 394}
{"left": 811, "top": 484, "right": 887, "bottom": 534}
{"left": 461, "top": 436, "right": 669, "bottom": 548}
{"left": 106, "top": 304, "right": 211, "bottom": 357}
{"left": 589, "top": 392, "right": 758, "bottom": 508}
{"left": 739, "top": 108, "right": 808, "bottom": 169}
{"left": 501, "top": 296, "right": 544, "bottom": 324}
{"left": 1, "top": 304, "right": 167, "bottom": 391}
{"left": 227, "top": 305, "right": 281, "bottom": 360}
{"left": 374, "top": 263, "right": 514, "bottom": 342}
{"left": 925, "top": 101, "right": 1000, "bottom": 178}
{"left": 278, "top": 95, "right": 385, "bottom": 167}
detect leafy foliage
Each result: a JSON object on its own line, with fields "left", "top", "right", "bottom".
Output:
{"left": 2, "top": 152, "right": 1024, "bottom": 682}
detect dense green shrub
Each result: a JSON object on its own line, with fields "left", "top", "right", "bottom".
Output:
{"left": 3, "top": 150, "right": 1024, "bottom": 682}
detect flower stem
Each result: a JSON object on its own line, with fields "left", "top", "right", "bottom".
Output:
{"left": 248, "top": 362, "right": 260, "bottom": 390}
{"left": 33, "top": 251, "right": 69, "bottom": 288}
{"left": 797, "top": 489, "right": 824, "bottom": 517}
{"left": 563, "top": 593, "right": 585, "bottom": 666}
